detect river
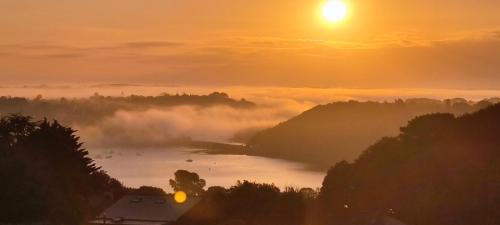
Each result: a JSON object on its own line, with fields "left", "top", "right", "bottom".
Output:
{"left": 92, "top": 147, "right": 325, "bottom": 192}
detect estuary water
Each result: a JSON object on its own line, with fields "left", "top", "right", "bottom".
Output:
{"left": 92, "top": 148, "right": 325, "bottom": 192}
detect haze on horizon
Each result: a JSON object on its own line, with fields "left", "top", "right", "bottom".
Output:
{"left": 1, "top": 0, "right": 500, "bottom": 89}
{"left": 2, "top": 2, "right": 500, "bottom": 224}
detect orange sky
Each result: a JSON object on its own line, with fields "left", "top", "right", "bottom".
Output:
{"left": 1, "top": 0, "right": 500, "bottom": 88}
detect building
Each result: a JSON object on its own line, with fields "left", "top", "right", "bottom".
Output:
{"left": 348, "top": 211, "right": 409, "bottom": 225}
{"left": 90, "top": 195, "right": 200, "bottom": 225}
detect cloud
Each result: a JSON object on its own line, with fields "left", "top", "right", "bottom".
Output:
{"left": 2, "top": 29, "right": 500, "bottom": 88}
{"left": 2, "top": 84, "right": 499, "bottom": 150}
{"left": 123, "top": 41, "right": 183, "bottom": 49}
{"left": 0, "top": 44, "right": 77, "bottom": 51}
{"left": 0, "top": 41, "right": 184, "bottom": 58}
{"left": 41, "top": 53, "right": 87, "bottom": 59}
{"left": 488, "top": 30, "right": 500, "bottom": 39}
{"left": 77, "top": 105, "right": 300, "bottom": 148}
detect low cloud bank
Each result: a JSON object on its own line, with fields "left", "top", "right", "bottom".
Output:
{"left": 3, "top": 85, "right": 499, "bottom": 150}
{"left": 77, "top": 105, "right": 301, "bottom": 149}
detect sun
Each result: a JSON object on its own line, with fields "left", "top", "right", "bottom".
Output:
{"left": 322, "top": 0, "right": 348, "bottom": 22}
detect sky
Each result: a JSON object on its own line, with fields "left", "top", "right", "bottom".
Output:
{"left": 1, "top": 0, "right": 500, "bottom": 89}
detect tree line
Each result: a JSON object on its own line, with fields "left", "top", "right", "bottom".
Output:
{"left": 317, "top": 104, "right": 500, "bottom": 225}
{"left": 0, "top": 92, "right": 255, "bottom": 126}
{"left": 2, "top": 103, "right": 500, "bottom": 225}
{"left": 248, "top": 98, "right": 499, "bottom": 168}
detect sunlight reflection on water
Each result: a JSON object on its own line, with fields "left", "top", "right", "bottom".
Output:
{"left": 92, "top": 147, "right": 325, "bottom": 192}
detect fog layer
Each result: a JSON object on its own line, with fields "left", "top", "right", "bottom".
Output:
{"left": 78, "top": 105, "right": 296, "bottom": 148}
{"left": 1, "top": 85, "right": 499, "bottom": 153}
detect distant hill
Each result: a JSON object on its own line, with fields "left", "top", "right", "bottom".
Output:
{"left": 0, "top": 92, "right": 255, "bottom": 126}
{"left": 318, "top": 103, "right": 500, "bottom": 225}
{"left": 247, "top": 98, "right": 497, "bottom": 168}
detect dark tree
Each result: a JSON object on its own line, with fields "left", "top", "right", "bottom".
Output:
{"left": 175, "top": 181, "right": 312, "bottom": 225}
{"left": 170, "top": 170, "right": 206, "bottom": 196}
{"left": 317, "top": 104, "right": 500, "bottom": 225}
{"left": 0, "top": 115, "right": 125, "bottom": 225}
{"left": 128, "top": 186, "right": 167, "bottom": 196}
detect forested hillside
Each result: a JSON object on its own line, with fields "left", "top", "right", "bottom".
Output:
{"left": 317, "top": 104, "right": 500, "bottom": 225}
{"left": 248, "top": 98, "right": 498, "bottom": 168}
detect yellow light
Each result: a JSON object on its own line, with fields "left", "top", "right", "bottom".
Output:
{"left": 322, "top": 0, "right": 348, "bottom": 22}
{"left": 174, "top": 191, "right": 187, "bottom": 204}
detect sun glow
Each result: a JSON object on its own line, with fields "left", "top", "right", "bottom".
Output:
{"left": 174, "top": 191, "right": 187, "bottom": 204}
{"left": 322, "top": 0, "right": 348, "bottom": 22}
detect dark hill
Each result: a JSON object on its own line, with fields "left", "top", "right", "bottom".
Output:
{"left": 318, "top": 103, "right": 500, "bottom": 225}
{"left": 247, "top": 99, "right": 495, "bottom": 168}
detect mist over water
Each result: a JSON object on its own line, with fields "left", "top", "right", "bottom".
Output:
{"left": 3, "top": 85, "right": 499, "bottom": 189}
{"left": 77, "top": 105, "right": 294, "bottom": 148}
{"left": 6, "top": 84, "right": 500, "bottom": 148}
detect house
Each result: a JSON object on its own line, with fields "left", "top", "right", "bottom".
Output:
{"left": 349, "top": 211, "right": 409, "bottom": 225}
{"left": 381, "top": 216, "right": 408, "bottom": 225}
{"left": 89, "top": 195, "right": 200, "bottom": 225}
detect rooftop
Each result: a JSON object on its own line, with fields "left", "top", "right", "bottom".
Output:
{"left": 90, "top": 195, "right": 200, "bottom": 225}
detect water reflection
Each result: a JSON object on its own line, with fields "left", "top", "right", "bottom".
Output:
{"left": 92, "top": 148, "right": 325, "bottom": 191}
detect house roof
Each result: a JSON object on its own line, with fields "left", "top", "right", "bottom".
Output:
{"left": 92, "top": 195, "right": 200, "bottom": 224}
{"left": 381, "top": 216, "right": 408, "bottom": 225}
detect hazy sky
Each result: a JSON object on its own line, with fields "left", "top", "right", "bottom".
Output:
{"left": 1, "top": 0, "right": 500, "bottom": 88}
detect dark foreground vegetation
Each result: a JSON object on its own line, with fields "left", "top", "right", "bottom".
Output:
{"left": 2, "top": 103, "right": 500, "bottom": 225}
{"left": 248, "top": 98, "right": 500, "bottom": 168}
{"left": 317, "top": 103, "right": 500, "bottom": 225}
{"left": 175, "top": 181, "right": 318, "bottom": 225}
{"left": 0, "top": 115, "right": 126, "bottom": 224}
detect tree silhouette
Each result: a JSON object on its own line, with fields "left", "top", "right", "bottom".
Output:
{"left": 176, "top": 181, "right": 313, "bottom": 225}
{"left": 0, "top": 92, "right": 255, "bottom": 127}
{"left": 169, "top": 170, "right": 206, "bottom": 196}
{"left": 247, "top": 99, "right": 495, "bottom": 168}
{"left": 129, "top": 186, "right": 167, "bottom": 196}
{"left": 317, "top": 104, "right": 500, "bottom": 225}
{"left": 0, "top": 115, "right": 125, "bottom": 224}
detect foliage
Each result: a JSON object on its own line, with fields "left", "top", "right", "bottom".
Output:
{"left": 318, "top": 104, "right": 500, "bottom": 225}
{"left": 169, "top": 170, "right": 207, "bottom": 196}
{"left": 128, "top": 186, "right": 168, "bottom": 196}
{"left": 0, "top": 115, "right": 126, "bottom": 224}
{"left": 175, "top": 181, "right": 318, "bottom": 225}
{"left": 248, "top": 99, "right": 496, "bottom": 168}
{"left": 0, "top": 92, "right": 255, "bottom": 126}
